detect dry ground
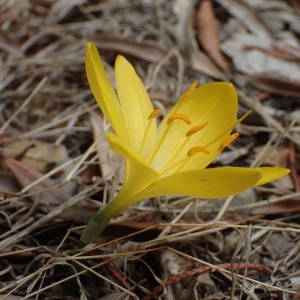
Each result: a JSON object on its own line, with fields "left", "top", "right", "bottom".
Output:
{"left": 0, "top": 1, "right": 300, "bottom": 299}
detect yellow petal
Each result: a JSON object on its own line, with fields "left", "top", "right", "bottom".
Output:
{"left": 136, "top": 167, "right": 262, "bottom": 199}
{"left": 106, "top": 132, "right": 158, "bottom": 196}
{"left": 254, "top": 167, "right": 290, "bottom": 186}
{"left": 115, "top": 55, "right": 157, "bottom": 156}
{"left": 85, "top": 43, "right": 127, "bottom": 141}
{"left": 149, "top": 82, "right": 238, "bottom": 172}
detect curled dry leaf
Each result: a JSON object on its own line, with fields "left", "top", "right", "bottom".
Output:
{"left": 248, "top": 75, "right": 300, "bottom": 98}
{"left": 173, "top": 0, "right": 226, "bottom": 79}
{"left": 195, "top": 0, "right": 231, "bottom": 72}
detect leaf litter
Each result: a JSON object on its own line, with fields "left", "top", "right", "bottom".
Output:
{"left": 0, "top": 0, "right": 300, "bottom": 299}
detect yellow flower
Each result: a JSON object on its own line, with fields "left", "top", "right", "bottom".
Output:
{"left": 80, "top": 42, "right": 290, "bottom": 244}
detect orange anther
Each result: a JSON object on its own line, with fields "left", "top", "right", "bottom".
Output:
{"left": 148, "top": 108, "right": 161, "bottom": 119}
{"left": 218, "top": 132, "right": 240, "bottom": 151}
{"left": 180, "top": 81, "right": 198, "bottom": 100}
{"left": 167, "top": 113, "right": 191, "bottom": 125}
{"left": 186, "top": 122, "right": 208, "bottom": 137}
{"left": 187, "top": 146, "right": 210, "bottom": 156}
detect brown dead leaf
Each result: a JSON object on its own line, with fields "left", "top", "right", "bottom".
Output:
{"left": 195, "top": 0, "right": 231, "bottom": 72}
{"left": 1, "top": 139, "right": 69, "bottom": 172}
{"left": 4, "top": 157, "right": 96, "bottom": 223}
{"left": 248, "top": 75, "right": 300, "bottom": 98}
{"left": 173, "top": 0, "right": 226, "bottom": 79}
{"left": 95, "top": 36, "right": 169, "bottom": 64}
{"left": 287, "top": 0, "right": 300, "bottom": 13}
{"left": 4, "top": 158, "right": 69, "bottom": 212}
{"left": 0, "top": 171, "right": 19, "bottom": 194}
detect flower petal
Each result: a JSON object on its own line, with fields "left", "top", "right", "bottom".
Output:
{"left": 136, "top": 167, "right": 263, "bottom": 199}
{"left": 149, "top": 82, "right": 238, "bottom": 173}
{"left": 254, "top": 167, "right": 290, "bottom": 186}
{"left": 106, "top": 132, "right": 158, "bottom": 197}
{"left": 85, "top": 43, "right": 127, "bottom": 141}
{"left": 115, "top": 55, "right": 157, "bottom": 156}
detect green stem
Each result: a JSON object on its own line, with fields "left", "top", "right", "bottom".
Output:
{"left": 80, "top": 214, "right": 109, "bottom": 244}
{"left": 80, "top": 193, "right": 125, "bottom": 244}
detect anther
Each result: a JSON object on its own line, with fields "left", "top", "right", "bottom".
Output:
{"left": 218, "top": 132, "right": 240, "bottom": 151}
{"left": 186, "top": 122, "right": 208, "bottom": 137}
{"left": 148, "top": 108, "right": 161, "bottom": 120}
{"left": 180, "top": 81, "right": 198, "bottom": 100}
{"left": 187, "top": 146, "right": 210, "bottom": 156}
{"left": 167, "top": 113, "right": 191, "bottom": 125}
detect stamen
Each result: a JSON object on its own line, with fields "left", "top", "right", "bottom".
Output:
{"left": 167, "top": 113, "right": 191, "bottom": 125}
{"left": 148, "top": 108, "right": 161, "bottom": 120}
{"left": 186, "top": 122, "right": 208, "bottom": 137}
{"left": 180, "top": 81, "right": 198, "bottom": 100}
{"left": 187, "top": 146, "right": 210, "bottom": 156}
{"left": 218, "top": 132, "right": 240, "bottom": 151}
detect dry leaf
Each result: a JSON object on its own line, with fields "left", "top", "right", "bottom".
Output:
{"left": 195, "top": 0, "right": 231, "bottom": 72}
{"left": 0, "top": 171, "right": 19, "bottom": 194}
{"left": 173, "top": 0, "right": 226, "bottom": 79}
{"left": 4, "top": 158, "right": 69, "bottom": 212}
{"left": 248, "top": 75, "right": 300, "bottom": 98}
{"left": 95, "top": 36, "right": 169, "bottom": 64}
{"left": 1, "top": 139, "right": 69, "bottom": 172}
